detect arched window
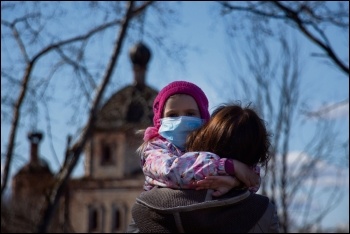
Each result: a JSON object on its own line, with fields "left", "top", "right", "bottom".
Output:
{"left": 102, "top": 144, "right": 111, "bottom": 164}
{"left": 111, "top": 203, "right": 126, "bottom": 232}
{"left": 87, "top": 204, "right": 105, "bottom": 233}
{"left": 88, "top": 206, "right": 98, "bottom": 232}
{"left": 113, "top": 208, "right": 120, "bottom": 230}
{"left": 100, "top": 141, "right": 116, "bottom": 165}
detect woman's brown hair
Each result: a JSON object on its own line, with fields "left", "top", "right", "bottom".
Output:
{"left": 186, "top": 103, "right": 271, "bottom": 167}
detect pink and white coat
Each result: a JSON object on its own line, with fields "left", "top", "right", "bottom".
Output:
{"left": 141, "top": 137, "right": 260, "bottom": 193}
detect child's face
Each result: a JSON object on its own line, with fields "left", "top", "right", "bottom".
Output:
{"left": 163, "top": 94, "right": 201, "bottom": 118}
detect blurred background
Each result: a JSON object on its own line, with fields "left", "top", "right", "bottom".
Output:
{"left": 1, "top": 1, "right": 348, "bottom": 233}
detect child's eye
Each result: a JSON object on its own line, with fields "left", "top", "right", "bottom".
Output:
{"left": 167, "top": 113, "right": 179, "bottom": 117}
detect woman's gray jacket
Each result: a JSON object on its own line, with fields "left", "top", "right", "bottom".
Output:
{"left": 131, "top": 187, "right": 280, "bottom": 233}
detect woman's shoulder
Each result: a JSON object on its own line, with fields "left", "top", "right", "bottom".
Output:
{"left": 248, "top": 199, "right": 280, "bottom": 233}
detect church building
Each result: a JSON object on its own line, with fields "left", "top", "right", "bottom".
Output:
{"left": 8, "top": 42, "right": 158, "bottom": 233}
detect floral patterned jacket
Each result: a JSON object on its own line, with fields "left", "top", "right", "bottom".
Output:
{"left": 141, "top": 138, "right": 260, "bottom": 192}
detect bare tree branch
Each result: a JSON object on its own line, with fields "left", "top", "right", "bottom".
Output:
{"left": 1, "top": 12, "right": 123, "bottom": 196}
{"left": 218, "top": 1, "right": 349, "bottom": 76}
{"left": 301, "top": 99, "right": 349, "bottom": 118}
{"left": 36, "top": 2, "right": 136, "bottom": 232}
{"left": 271, "top": 1, "right": 349, "bottom": 75}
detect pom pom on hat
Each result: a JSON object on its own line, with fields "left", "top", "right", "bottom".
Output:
{"left": 152, "top": 81, "right": 210, "bottom": 129}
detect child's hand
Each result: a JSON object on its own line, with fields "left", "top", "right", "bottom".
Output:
{"left": 232, "top": 160, "right": 260, "bottom": 188}
{"left": 194, "top": 176, "right": 241, "bottom": 197}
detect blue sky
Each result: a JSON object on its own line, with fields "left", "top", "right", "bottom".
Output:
{"left": 1, "top": 1, "right": 349, "bottom": 231}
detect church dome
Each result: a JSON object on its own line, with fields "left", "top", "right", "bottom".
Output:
{"left": 15, "top": 132, "right": 52, "bottom": 176}
{"left": 94, "top": 85, "right": 158, "bottom": 132}
{"left": 94, "top": 42, "right": 158, "bottom": 132}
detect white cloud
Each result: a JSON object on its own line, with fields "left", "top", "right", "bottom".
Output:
{"left": 277, "top": 151, "right": 349, "bottom": 230}
{"left": 273, "top": 151, "right": 349, "bottom": 188}
{"left": 307, "top": 101, "right": 349, "bottom": 120}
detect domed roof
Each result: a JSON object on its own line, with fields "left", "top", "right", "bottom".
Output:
{"left": 94, "top": 84, "right": 158, "bottom": 132}
{"left": 16, "top": 157, "right": 52, "bottom": 175}
{"left": 14, "top": 132, "right": 53, "bottom": 176}
{"left": 95, "top": 42, "right": 158, "bottom": 132}
{"left": 129, "top": 42, "right": 152, "bottom": 68}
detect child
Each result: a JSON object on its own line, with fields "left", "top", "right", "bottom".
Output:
{"left": 138, "top": 80, "right": 260, "bottom": 194}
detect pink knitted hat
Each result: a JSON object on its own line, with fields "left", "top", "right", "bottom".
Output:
{"left": 153, "top": 81, "right": 210, "bottom": 129}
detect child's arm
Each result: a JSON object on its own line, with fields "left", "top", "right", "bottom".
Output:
{"left": 194, "top": 162, "right": 261, "bottom": 195}
{"left": 142, "top": 139, "right": 229, "bottom": 189}
{"left": 194, "top": 175, "right": 242, "bottom": 197}
{"left": 231, "top": 160, "right": 261, "bottom": 192}
{"left": 142, "top": 139, "right": 256, "bottom": 190}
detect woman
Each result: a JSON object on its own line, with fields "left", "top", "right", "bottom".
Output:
{"left": 130, "top": 103, "right": 279, "bottom": 233}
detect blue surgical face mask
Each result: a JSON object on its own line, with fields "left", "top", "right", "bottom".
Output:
{"left": 158, "top": 116, "right": 204, "bottom": 151}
